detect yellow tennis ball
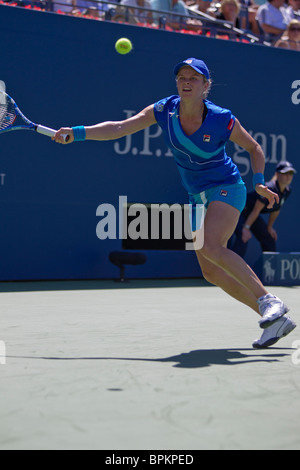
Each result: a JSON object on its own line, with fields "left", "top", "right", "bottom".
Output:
{"left": 115, "top": 38, "right": 133, "bottom": 55}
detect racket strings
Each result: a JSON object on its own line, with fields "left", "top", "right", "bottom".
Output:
{"left": 0, "top": 100, "right": 17, "bottom": 130}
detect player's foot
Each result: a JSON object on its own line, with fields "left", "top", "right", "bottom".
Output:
{"left": 258, "top": 294, "right": 289, "bottom": 329}
{"left": 253, "top": 315, "right": 297, "bottom": 349}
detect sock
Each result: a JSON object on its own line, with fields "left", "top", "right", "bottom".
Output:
{"left": 257, "top": 293, "right": 275, "bottom": 303}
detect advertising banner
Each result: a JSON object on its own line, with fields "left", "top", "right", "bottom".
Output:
{"left": 0, "top": 5, "right": 299, "bottom": 280}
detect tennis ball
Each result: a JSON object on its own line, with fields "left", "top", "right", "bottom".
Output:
{"left": 115, "top": 38, "right": 133, "bottom": 55}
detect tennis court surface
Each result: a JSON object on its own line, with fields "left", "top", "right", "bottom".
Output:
{"left": 0, "top": 279, "right": 299, "bottom": 450}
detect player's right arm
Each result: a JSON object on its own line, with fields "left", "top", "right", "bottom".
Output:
{"left": 54, "top": 105, "right": 157, "bottom": 144}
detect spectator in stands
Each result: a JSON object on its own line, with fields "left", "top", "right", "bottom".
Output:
{"left": 151, "top": 0, "right": 188, "bottom": 27}
{"left": 194, "top": 0, "right": 213, "bottom": 13}
{"left": 275, "top": 18, "right": 300, "bottom": 48}
{"left": 239, "top": 0, "right": 261, "bottom": 32}
{"left": 256, "top": 0, "right": 293, "bottom": 42}
{"left": 184, "top": 0, "right": 213, "bottom": 23}
{"left": 51, "top": 0, "right": 75, "bottom": 13}
{"left": 151, "top": 0, "right": 202, "bottom": 30}
{"left": 215, "top": 0, "right": 241, "bottom": 28}
{"left": 286, "top": 0, "right": 300, "bottom": 18}
{"left": 119, "top": 0, "right": 153, "bottom": 24}
{"left": 72, "top": 0, "right": 108, "bottom": 17}
{"left": 229, "top": 161, "right": 296, "bottom": 258}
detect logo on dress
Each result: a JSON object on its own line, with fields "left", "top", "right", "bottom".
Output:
{"left": 155, "top": 103, "right": 164, "bottom": 112}
{"left": 203, "top": 134, "right": 211, "bottom": 142}
{"left": 227, "top": 118, "right": 234, "bottom": 131}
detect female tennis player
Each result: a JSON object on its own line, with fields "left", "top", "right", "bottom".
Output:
{"left": 54, "top": 58, "right": 296, "bottom": 348}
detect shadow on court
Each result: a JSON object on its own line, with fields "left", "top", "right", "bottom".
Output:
{"left": 0, "top": 278, "right": 210, "bottom": 292}
{"left": 6, "top": 348, "right": 292, "bottom": 369}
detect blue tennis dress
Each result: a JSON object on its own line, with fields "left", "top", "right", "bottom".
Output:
{"left": 154, "top": 95, "right": 247, "bottom": 229}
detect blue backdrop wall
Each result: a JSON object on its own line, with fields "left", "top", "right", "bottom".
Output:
{"left": 0, "top": 5, "right": 299, "bottom": 280}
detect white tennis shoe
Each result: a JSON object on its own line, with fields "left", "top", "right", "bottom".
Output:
{"left": 258, "top": 294, "right": 289, "bottom": 329}
{"left": 253, "top": 315, "right": 297, "bottom": 349}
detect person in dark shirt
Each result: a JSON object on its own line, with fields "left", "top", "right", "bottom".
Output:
{"left": 230, "top": 161, "right": 296, "bottom": 258}
{"left": 215, "top": 0, "right": 241, "bottom": 28}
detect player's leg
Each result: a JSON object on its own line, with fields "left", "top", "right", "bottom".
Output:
{"left": 196, "top": 247, "right": 260, "bottom": 314}
{"left": 196, "top": 227, "right": 297, "bottom": 348}
{"left": 196, "top": 200, "right": 289, "bottom": 328}
{"left": 199, "top": 200, "right": 267, "bottom": 298}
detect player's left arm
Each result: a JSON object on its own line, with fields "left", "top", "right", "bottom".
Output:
{"left": 229, "top": 118, "right": 279, "bottom": 209}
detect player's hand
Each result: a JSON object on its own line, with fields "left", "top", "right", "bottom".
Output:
{"left": 255, "top": 185, "right": 279, "bottom": 209}
{"left": 53, "top": 128, "right": 74, "bottom": 144}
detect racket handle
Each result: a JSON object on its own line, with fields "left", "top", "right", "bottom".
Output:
{"left": 36, "top": 124, "right": 69, "bottom": 142}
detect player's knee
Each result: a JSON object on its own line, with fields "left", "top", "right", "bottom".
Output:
{"left": 200, "top": 241, "right": 221, "bottom": 264}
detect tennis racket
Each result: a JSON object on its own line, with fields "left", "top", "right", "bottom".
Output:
{"left": 0, "top": 90, "right": 69, "bottom": 141}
